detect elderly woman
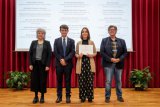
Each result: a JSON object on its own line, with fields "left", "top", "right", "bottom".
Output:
{"left": 29, "top": 28, "right": 52, "bottom": 104}
{"left": 75, "top": 27, "right": 97, "bottom": 103}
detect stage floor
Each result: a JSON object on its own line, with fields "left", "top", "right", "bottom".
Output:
{"left": 0, "top": 88, "right": 160, "bottom": 107}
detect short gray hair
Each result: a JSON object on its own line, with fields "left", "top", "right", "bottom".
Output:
{"left": 108, "top": 25, "right": 117, "bottom": 31}
{"left": 36, "top": 28, "right": 46, "bottom": 39}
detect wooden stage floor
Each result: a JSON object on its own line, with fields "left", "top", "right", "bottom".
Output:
{"left": 0, "top": 88, "right": 160, "bottom": 107}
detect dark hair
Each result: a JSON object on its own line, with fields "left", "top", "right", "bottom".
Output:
{"left": 60, "top": 24, "right": 69, "bottom": 30}
{"left": 108, "top": 25, "right": 117, "bottom": 31}
{"left": 80, "top": 27, "right": 90, "bottom": 40}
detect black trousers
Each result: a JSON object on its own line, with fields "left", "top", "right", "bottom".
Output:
{"left": 56, "top": 65, "right": 72, "bottom": 97}
{"left": 30, "top": 60, "right": 47, "bottom": 93}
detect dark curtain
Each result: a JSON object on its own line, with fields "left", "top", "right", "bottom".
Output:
{"left": 0, "top": 0, "right": 160, "bottom": 88}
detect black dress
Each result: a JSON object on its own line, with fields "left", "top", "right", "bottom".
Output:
{"left": 78, "top": 40, "right": 94, "bottom": 100}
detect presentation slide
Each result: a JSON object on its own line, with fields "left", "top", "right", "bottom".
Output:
{"left": 16, "top": 0, "right": 132, "bottom": 51}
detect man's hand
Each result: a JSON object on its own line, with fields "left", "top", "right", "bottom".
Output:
{"left": 111, "top": 58, "right": 120, "bottom": 63}
{"left": 111, "top": 58, "right": 117, "bottom": 63}
{"left": 115, "top": 58, "right": 120, "bottom": 63}
{"left": 45, "top": 67, "right": 50, "bottom": 71}
{"left": 60, "top": 59, "right": 67, "bottom": 66}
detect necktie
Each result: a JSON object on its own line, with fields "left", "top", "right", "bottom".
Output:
{"left": 63, "top": 38, "right": 66, "bottom": 56}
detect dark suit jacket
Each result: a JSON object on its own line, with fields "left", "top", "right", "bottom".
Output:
{"left": 100, "top": 37, "right": 127, "bottom": 69}
{"left": 29, "top": 40, "right": 52, "bottom": 67}
{"left": 54, "top": 37, "right": 75, "bottom": 67}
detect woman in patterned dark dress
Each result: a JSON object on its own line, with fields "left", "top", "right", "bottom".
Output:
{"left": 76, "top": 27, "right": 97, "bottom": 102}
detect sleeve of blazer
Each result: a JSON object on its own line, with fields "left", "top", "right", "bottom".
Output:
{"left": 46, "top": 41, "right": 52, "bottom": 67}
{"left": 100, "top": 38, "right": 112, "bottom": 62}
{"left": 64, "top": 39, "right": 75, "bottom": 62}
{"left": 29, "top": 41, "right": 34, "bottom": 65}
{"left": 119, "top": 39, "right": 127, "bottom": 62}
{"left": 75, "top": 42, "right": 80, "bottom": 58}
{"left": 91, "top": 41, "right": 97, "bottom": 57}
{"left": 54, "top": 39, "right": 62, "bottom": 61}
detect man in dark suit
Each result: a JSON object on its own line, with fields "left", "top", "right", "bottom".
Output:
{"left": 100, "top": 25, "right": 127, "bottom": 103}
{"left": 54, "top": 24, "right": 75, "bottom": 103}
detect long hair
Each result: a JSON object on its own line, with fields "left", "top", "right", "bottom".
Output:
{"left": 80, "top": 27, "right": 90, "bottom": 40}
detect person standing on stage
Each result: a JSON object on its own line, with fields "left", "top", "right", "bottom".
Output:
{"left": 29, "top": 28, "right": 52, "bottom": 104}
{"left": 100, "top": 25, "right": 127, "bottom": 103}
{"left": 54, "top": 24, "right": 75, "bottom": 103}
{"left": 75, "top": 27, "right": 97, "bottom": 103}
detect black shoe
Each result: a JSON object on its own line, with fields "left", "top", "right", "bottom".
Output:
{"left": 105, "top": 97, "right": 110, "bottom": 103}
{"left": 117, "top": 97, "right": 124, "bottom": 102}
{"left": 56, "top": 97, "right": 62, "bottom": 103}
{"left": 88, "top": 99, "right": 93, "bottom": 103}
{"left": 66, "top": 96, "right": 71, "bottom": 103}
{"left": 40, "top": 97, "right": 44, "bottom": 103}
{"left": 32, "top": 97, "right": 39, "bottom": 104}
{"left": 81, "top": 98, "right": 86, "bottom": 103}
